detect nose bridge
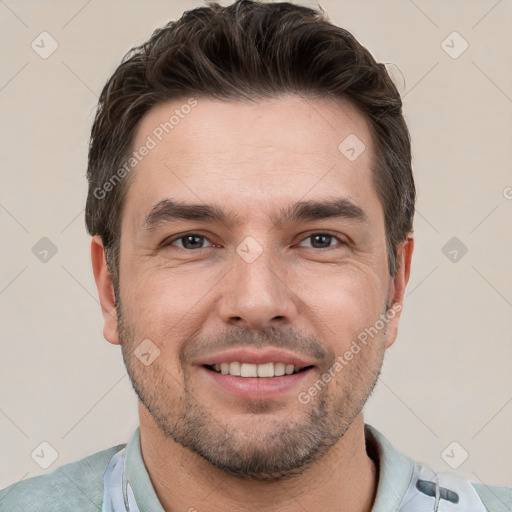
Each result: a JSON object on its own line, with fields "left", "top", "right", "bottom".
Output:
{"left": 218, "top": 238, "right": 297, "bottom": 329}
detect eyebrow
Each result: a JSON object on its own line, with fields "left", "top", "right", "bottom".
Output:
{"left": 143, "top": 197, "right": 368, "bottom": 231}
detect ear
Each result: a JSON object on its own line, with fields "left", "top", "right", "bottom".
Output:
{"left": 91, "top": 236, "right": 120, "bottom": 345}
{"left": 384, "top": 234, "right": 414, "bottom": 349}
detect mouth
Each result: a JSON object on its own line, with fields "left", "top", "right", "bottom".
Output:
{"left": 196, "top": 348, "right": 318, "bottom": 399}
{"left": 199, "top": 362, "right": 316, "bottom": 400}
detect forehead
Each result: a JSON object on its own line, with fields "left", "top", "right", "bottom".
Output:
{"left": 124, "top": 94, "right": 378, "bottom": 226}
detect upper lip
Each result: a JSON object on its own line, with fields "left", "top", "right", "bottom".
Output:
{"left": 196, "top": 348, "right": 316, "bottom": 369}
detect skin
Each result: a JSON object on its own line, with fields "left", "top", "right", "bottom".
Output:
{"left": 92, "top": 94, "right": 413, "bottom": 512}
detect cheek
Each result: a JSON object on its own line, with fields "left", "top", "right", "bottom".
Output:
{"left": 119, "top": 244, "right": 389, "bottom": 357}
{"left": 293, "top": 263, "right": 386, "bottom": 343}
{"left": 120, "top": 267, "right": 217, "bottom": 350}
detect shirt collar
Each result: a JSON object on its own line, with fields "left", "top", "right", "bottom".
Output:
{"left": 363, "top": 423, "right": 415, "bottom": 512}
{"left": 124, "top": 428, "right": 165, "bottom": 512}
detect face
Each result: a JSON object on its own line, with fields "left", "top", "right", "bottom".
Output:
{"left": 95, "top": 94, "right": 411, "bottom": 481}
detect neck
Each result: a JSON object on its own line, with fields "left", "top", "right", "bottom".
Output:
{"left": 138, "top": 405, "right": 378, "bottom": 512}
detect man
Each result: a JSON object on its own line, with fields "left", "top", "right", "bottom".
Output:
{"left": 1, "top": 1, "right": 510, "bottom": 511}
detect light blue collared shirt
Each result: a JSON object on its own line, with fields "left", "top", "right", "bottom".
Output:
{"left": 1, "top": 424, "right": 510, "bottom": 511}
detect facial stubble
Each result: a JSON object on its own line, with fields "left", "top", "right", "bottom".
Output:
{"left": 117, "top": 301, "right": 386, "bottom": 482}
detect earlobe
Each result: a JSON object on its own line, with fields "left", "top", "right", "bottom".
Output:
{"left": 90, "top": 236, "right": 120, "bottom": 345}
{"left": 385, "top": 234, "right": 414, "bottom": 348}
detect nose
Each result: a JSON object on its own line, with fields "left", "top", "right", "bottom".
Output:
{"left": 216, "top": 245, "right": 299, "bottom": 330}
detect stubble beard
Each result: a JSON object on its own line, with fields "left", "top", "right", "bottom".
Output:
{"left": 117, "top": 300, "right": 385, "bottom": 482}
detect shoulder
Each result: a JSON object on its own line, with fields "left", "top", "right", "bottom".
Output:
{"left": 398, "top": 459, "right": 511, "bottom": 512}
{"left": 471, "top": 482, "right": 512, "bottom": 512}
{"left": 403, "top": 461, "right": 511, "bottom": 512}
{"left": 0, "top": 444, "right": 125, "bottom": 512}
{"left": 364, "top": 424, "right": 511, "bottom": 512}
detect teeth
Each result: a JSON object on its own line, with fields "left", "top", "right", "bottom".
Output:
{"left": 257, "top": 362, "right": 274, "bottom": 378}
{"left": 240, "top": 363, "right": 258, "bottom": 377}
{"left": 229, "top": 361, "right": 241, "bottom": 376}
{"left": 210, "top": 362, "right": 306, "bottom": 377}
{"left": 274, "top": 362, "right": 285, "bottom": 376}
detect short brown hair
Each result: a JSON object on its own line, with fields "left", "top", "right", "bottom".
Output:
{"left": 85, "top": 0, "right": 414, "bottom": 286}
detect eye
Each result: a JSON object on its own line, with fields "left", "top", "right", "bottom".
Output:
{"left": 163, "top": 233, "right": 214, "bottom": 250}
{"left": 298, "top": 233, "right": 346, "bottom": 250}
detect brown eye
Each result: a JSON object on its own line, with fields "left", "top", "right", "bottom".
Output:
{"left": 165, "top": 233, "right": 213, "bottom": 250}
{"left": 298, "top": 233, "right": 345, "bottom": 249}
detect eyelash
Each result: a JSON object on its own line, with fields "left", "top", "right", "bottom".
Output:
{"left": 161, "top": 232, "right": 348, "bottom": 252}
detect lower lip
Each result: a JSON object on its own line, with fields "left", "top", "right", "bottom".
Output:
{"left": 199, "top": 366, "right": 314, "bottom": 400}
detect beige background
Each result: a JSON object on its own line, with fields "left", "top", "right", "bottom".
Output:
{"left": 1, "top": 0, "right": 511, "bottom": 492}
